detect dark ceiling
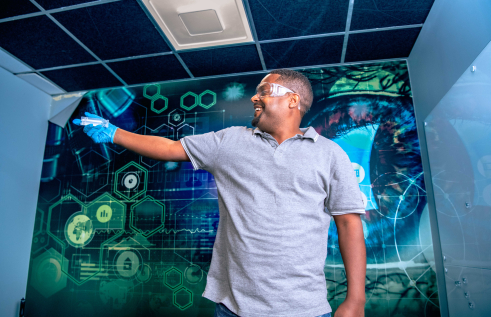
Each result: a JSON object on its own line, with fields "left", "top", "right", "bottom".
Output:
{"left": 0, "top": 0, "right": 434, "bottom": 94}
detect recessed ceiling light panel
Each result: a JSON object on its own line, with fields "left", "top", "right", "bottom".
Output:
{"left": 179, "top": 10, "right": 224, "bottom": 36}
{"left": 142, "top": 0, "right": 254, "bottom": 50}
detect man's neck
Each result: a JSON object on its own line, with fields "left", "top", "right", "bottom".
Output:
{"left": 266, "top": 126, "right": 304, "bottom": 145}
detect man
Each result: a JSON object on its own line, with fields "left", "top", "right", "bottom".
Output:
{"left": 75, "top": 69, "right": 366, "bottom": 317}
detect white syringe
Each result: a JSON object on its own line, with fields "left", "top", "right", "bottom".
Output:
{"left": 80, "top": 116, "right": 109, "bottom": 128}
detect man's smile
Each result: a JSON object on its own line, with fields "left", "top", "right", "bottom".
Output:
{"left": 254, "top": 104, "right": 263, "bottom": 116}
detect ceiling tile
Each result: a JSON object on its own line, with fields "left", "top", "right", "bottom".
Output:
{"left": 52, "top": 0, "right": 171, "bottom": 60}
{"left": 0, "top": 15, "right": 96, "bottom": 69}
{"left": 0, "top": 0, "right": 40, "bottom": 19}
{"left": 35, "top": 0, "right": 106, "bottom": 10}
{"left": 248, "top": 0, "right": 349, "bottom": 41}
{"left": 179, "top": 45, "right": 263, "bottom": 77}
{"left": 261, "top": 36, "right": 344, "bottom": 69}
{"left": 41, "top": 64, "right": 122, "bottom": 92}
{"left": 108, "top": 55, "right": 190, "bottom": 85}
{"left": 345, "top": 28, "right": 421, "bottom": 62}
{"left": 350, "top": 0, "right": 434, "bottom": 30}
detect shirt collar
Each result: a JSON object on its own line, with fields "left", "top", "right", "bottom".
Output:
{"left": 253, "top": 126, "right": 319, "bottom": 142}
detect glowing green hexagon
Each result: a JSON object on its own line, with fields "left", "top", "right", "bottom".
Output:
{"left": 86, "top": 193, "right": 126, "bottom": 231}
{"left": 151, "top": 95, "right": 168, "bottom": 114}
{"left": 173, "top": 287, "right": 193, "bottom": 310}
{"left": 164, "top": 267, "right": 182, "bottom": 290}
{"left": 143, "top": 84, "right": 160, "bottom": 99}
{"left": 129, "top": 196, "right": 165, "bottom": 238}
{"left": 45, "top": 194, "right": 126, "bottom": 286}
{"left": 180, "top": 91, "right": 198, "bottom": 111}
{"left": 114, "top": 162, "right": 148, "bottom": 200}
{"left": 30, "top": 248, "right": 69, "bottom": 298}
{"left": 198, "top": 90, "right": 216, "bottom": 109}
{"left": 48, "top": 194, "right": 86, "bottom": 246}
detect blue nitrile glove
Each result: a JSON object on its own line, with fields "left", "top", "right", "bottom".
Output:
{"left": 72, "top": 112, "right": 118, "bottom": 144}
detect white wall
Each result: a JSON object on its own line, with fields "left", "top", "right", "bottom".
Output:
{"left": 0, "top": 67, "right": 51, "bottom": 317}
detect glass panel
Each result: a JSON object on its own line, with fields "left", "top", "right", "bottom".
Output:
{"left": 425, "top": 40, "right": 491, "bottom": 315}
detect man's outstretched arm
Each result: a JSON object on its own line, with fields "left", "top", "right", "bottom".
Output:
{"left": 113, "top": 128, "right": 189, "bottom": 162}
{"left": 74, "top": 112, "right": 190, "bottom": 162}
{"left": 333, "top": 213, "right": 366, "bottom": 317}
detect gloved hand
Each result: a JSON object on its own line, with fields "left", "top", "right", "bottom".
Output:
{"left": 72, "top": 112, "right": 118, "bottom": 144}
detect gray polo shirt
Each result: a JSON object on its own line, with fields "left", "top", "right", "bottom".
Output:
{"left": 181, "top": 126, "right": 364, "bottom": 317}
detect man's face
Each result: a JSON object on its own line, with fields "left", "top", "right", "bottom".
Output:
{"left": 250, "top": 74, "right": 292, "bottom": 130}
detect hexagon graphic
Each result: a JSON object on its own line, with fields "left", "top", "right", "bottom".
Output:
{"left": 180, "top": 91, "right": 198, "bottom": 111}
{"left": 114, "top": 162, "right": 148, "bottom": 200}
{"left": 143, "top": 84, "right": 160, "bottom": 99}
{"left": 48, "top": 194, "right": 87, "bottom": 246}
{"left": 177, "top": 123, "right": 194, "bottom": 139}
{"left": 199, "top": 90, "right": 217, "bottom": 109}
{"left": 39, "top": 178, "right": 61, "bottom": 203}
{"left": 174, "top": 287, "right": 193, "bottom": 310}
{"left": 30, "top": 248, "right": 69, "bottom": 298}
{"left": 130, "top": 196, "right": 165, "bottom": 237}
{"left": 168, "top": 109, "right": 186, "bottom": 127}
{"left": 151, "top": 95, "right": 168, "bottom": 114}
{"left": 46, "top": 194, "right": 127, "bottom": 286}
{"left": 164, "top": 267, "right": 182, "bottom": 290}
{"left": 86, "top": 193, "right": 126, "bottom": 231}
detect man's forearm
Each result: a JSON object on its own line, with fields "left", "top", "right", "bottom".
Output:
{"left": 113, "top": 128, "right": 190, "bottom": 162}
{"left": 335, "top": 213, "right": 366, "bottom": 303}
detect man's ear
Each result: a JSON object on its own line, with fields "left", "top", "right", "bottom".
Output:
{"left": 288, "top": 93, "right": 301, "bottom": 109}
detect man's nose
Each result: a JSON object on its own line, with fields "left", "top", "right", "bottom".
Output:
{"left": 251, "top": 93, "right": 260, "bottom": 102}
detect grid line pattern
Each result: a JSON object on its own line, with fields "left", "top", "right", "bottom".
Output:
{"left": 0, "top": 0, "right": 433, "bottom": 94}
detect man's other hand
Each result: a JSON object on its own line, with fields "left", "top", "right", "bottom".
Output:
{"left": 334, "top": 298, "right": 365, "bottom": 317}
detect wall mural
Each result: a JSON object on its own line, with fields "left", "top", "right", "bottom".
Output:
{"left": 27, "top": 61, "right": 440, "bottom": 316}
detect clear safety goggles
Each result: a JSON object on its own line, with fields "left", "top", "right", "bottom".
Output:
{"left": 255, "top": 82, "right": 295, "bottom": 98}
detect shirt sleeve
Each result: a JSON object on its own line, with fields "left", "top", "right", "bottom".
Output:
{"left": 325, "top": 146, "right": 366, "bottom": 216}
{"left": 180, "top": 128, "right": 228, "bottom": 172}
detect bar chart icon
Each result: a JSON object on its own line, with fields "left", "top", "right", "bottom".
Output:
{"left": 96, "top": 205, "right": 112, "bottom": 223}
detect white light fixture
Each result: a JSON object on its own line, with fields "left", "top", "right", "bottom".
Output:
{"left": 142, "top": 0, "right": 254, "bottom": 50}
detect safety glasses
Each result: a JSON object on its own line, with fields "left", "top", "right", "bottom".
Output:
{"left": 255, "top": 82, "right": 295, "bottom": 99}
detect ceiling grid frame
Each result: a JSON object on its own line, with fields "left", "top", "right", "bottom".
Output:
{"left": 0, "top": 0, "right": 123, "bottom": 23}
{"left": 8, "top": 23, "right": 424, "bottom": 77}
{"left": 341, "top": 0, "right": 355, "bottom": 63}
{"left": 13, "top": 51, "right": 175, "bottom": 75}
{"left": 0, "top": 0, "right": 432, "bottom": 94}
{"left": 0, "top": 23, "right": 69, "bottom": 92}
{"left": 46, "top": 57, "right": 407, "bottom": 97}
{"left": 29, "top": 0, "right": 129, "bottom": 87}
{"left": 0, "top": 42, "right": 67, "bottom": 93}
{"left": 349, "top": 24, "right": 424, "bottom": 34}
{"left": 242, "top": 0, "right": 267, "bottom": 71}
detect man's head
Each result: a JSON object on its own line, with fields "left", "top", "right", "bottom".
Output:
{"left": 251, "top": 69, "right": 313, "bottom": 132}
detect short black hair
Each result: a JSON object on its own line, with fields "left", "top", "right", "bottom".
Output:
{"left": 268, "top": 69, "right": 313, "bottom": 117}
